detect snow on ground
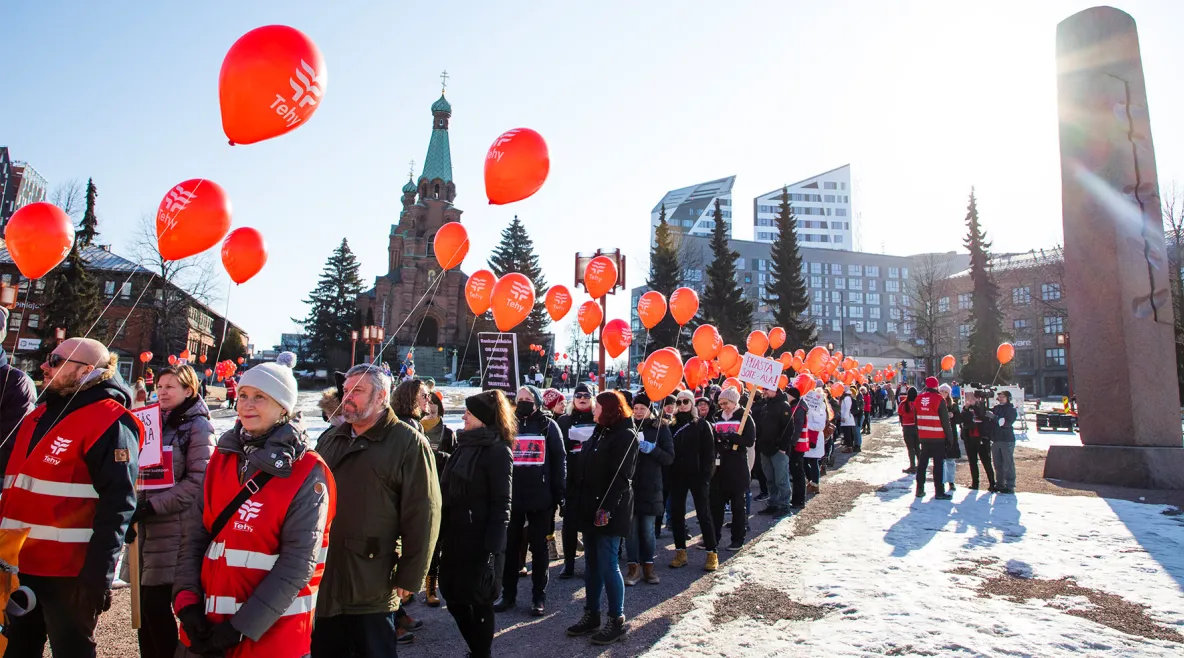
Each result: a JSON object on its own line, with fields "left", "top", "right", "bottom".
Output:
{"left": 646, "top": 424, "right": 1184, "bottom": 657}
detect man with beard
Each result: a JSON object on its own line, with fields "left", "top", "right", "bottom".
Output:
{"left": 312, "top": 364, "right": 442, "bottom": 656}
{"left": 1, "top": 338, "right": 143, "bottom": 657}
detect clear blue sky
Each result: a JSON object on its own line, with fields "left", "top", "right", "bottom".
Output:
{"left": 3, "top": 0, "right": 1182, "bottom": 349}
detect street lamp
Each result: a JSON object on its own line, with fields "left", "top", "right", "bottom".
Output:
{"left": 0, "top": 282, "right": 17, "bottom": 310}
{"left": 1056, "top": 331, "right": 1073, "bottom": 402}
{"left": 350, "top": 330, "right": 359, "bottom": 367}
{"left": 362, "top": 325, "right": 384, "bottom": 364}
{"left": 826, "top": 342, "right": 834, "bottom": 352}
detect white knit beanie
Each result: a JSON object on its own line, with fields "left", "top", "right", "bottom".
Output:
{"left": 238, "top": 361, "right": 299, "bottom": 415}
{"left": 717, "top": 387, "right": 740, "bottom": 405}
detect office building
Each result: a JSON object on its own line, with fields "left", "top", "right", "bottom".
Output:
{"left": 753, "top": 164, "right": 854, "bottom": 250}
{"left": 649, "top": 176, "right": 735, "bottom": 247}
{"left": 1, "top": 154, "right": 47, "bottom": 227}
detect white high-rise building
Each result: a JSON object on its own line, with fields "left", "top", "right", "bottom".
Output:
{"left": 753, "top": 164, "right": 855, "bottom": 251}
{"left": 649, "top": 175, "right": 735, "bottom": 248}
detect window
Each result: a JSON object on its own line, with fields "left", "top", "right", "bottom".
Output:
{"left": 958, "top": 293, "right": 971, "bottom": 310}
{"left": 938, "top": 297, "right": 950, "bottom": 312}
{"left": 865, "top": 265, "right": 879, "bottom": 277}
{"left": 848, "top": 278, "right": 862, "bottom": 291}
{"left": 155, "top": 288, "right": 164, "bottom": 301}
{"left": 848, "top": 264, "right": 862, "bottom": 276}
{"left": 811, "top": 304, "right": 822, "bottom": 316}
{"left": 835, "top": 209, "right": 848, "bottom": 217}
{"left": 888, "top": 267, "right": 899, "bottom": 279}
{"left": 890, "top": 308, "right": 902, "bottom": 320}
{"left": 868, "top": 279, "right": 878, "bottom": 292}
{"left": 8, "top": 312, "right": 21, "bottom": 331}
{"left": 887, "top": 321, "right": 898, "bottom": 334}
{"left": 901, "top": 294, "right": 910, "bottom": 307}
{"left": 824, "top": 182, "right": 838, "bottom": 190}
{"left": 834, "top": 235, "right": 843, "bottom": 243}
{"left": 853, "top": 321, "right": 865, "bottom": 332}
{"left": 848, "top": 292, "right": 863, "bottom": 304}
{"left": 885, "top": 280, "right": 900, "bottom": 292}
{"left": 959, "top": 324, "right": 971, "bottom": 338}
{"left": 867, "top": 293, "right": 881, "bottom": 306}
{"left": 848, "top": 306, "right": 864, "bottom": 318}
{"left": 901, "top": 268, "right": 909, "bottom": 279}
{"left": 867, "top": 321, "right": 879, "bottom": 333}
{"left": 1042, "top": 283, "right": 1062, "bottom": 301}
{"left": 831, "top": 319, "right": 841, "bottom": 331}
{"left": 1012, "top": 287, "right": 1031, "bottom": 305}
{"left": 1016, "top": 349, "right": 1034, "bottom": 368}
{"left": 1014, "top": 318, "right": 1030, "bottom": 332}
{"left": 120, "top": 281, "right": 132, "bottom": 298}
{"left": 810, "top": 276, "right": 821, "bottom": 288}
{"left": 105, "top": 281, "right": 115, "bottom": 296}
{"left": 758, "top": 272, "right": 767, "bottom": 284}
{"left": 813, "top": 290, "right": 824, "bottom": 302}
{"left": 830, "top": 263, "right": 843, "bottom": 275}
{"left": 869, "top": 307, "right": 881, "bottom": 319}
{"left": 902, "top": 322, "right": 914, "bottom": 336}
{"left": 758, "top": 259, "right": 767, "bottom": 271}
{"left": 824, "top": 194, "right": 836, "bottom": 203}
{"left": 833, "top": 305, "right": 841, "bottom": 318}
{"left": 1045, "top": 348, "right": 1067, "bottom": 367}
{"left": 35, "top": 279, "right": 45, "bottom": 292}
{"left": 28, "top": 313, "right": 39, "bottom": 329}
{"left": 810, "top": 262, "right": 821, "bottom": 274}
{"left": 18, "top": 277, "right": 28, "bottom": 293}
{"left": 1043, "top": 316, "right": 1064, "bottom": 334}
{"left": 0, "top": 274, "right": 9, "bottom": 285}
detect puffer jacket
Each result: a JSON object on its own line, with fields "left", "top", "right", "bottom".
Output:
{"left": 511, "top": 410, "right": 566, "bottom": 512}
{"left": 630, "top": 416, "right": 674, "bottom": 517}
{"left": 757, "top": 390, "right": 794, "bottom": 456}
{"left": 124, "top": 395, "right": 215, "bottom": 586}
{"left": 669, "top": 412, "right": 715, "bottom": 484}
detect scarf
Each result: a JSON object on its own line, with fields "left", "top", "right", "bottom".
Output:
{"left": 421, "top": 416, "right": 441, "bottom": 432}
{"left": 164, "top": 395, "right": 201, "bottom": 430}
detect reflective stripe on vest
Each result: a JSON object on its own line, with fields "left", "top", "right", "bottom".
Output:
{"left": 205, "top": 593, "right": 318, "bottom": 617}
{"left": 0, "top": 517, "right": 94, "bottom": 543}
{"left": 206, "top": 542, "right": 329, "bottom": 570}
{"left": 914, "top": 393, "right": 946, "bottom": 439}
{"left": 3, "top": 474, "right": 99, "bottom": 499}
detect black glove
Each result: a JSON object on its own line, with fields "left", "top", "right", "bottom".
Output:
{"left": 191, "top": 620, "right": 243, "bottom": 655}
{"left": 124, "top": 525, "right": 137, "bottom": 545}
{"left": 80, "top": 586, "right": 111, "bottom": 614}
{"left": 558, "top": 503, "right": 566, "bottom": 518}
{"left": 177, "top": 603, "right": 212, "bottom": 647}
{"left": 130, "top": 500, "right": 156, "bottom": 525}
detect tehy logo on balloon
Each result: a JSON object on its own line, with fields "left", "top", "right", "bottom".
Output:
{"left": 487, "top": 129, "right": 521, "bottom": 162}
{"left": 504, "top": 278, "right": 533, "bottom": 311}
{"left": 272, "top": 59, "right": 324, "bottom": 127}
{"left": 737, "top": 352, "right": 784, "bottom": 391}
{"left": 159, "top": 185, "right": 197, "bottom": 231}
{"left": 551, "top": 288, "right": 570, "bottom": 307}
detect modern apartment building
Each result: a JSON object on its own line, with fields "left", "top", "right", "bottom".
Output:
{"left": 649, "top": 176, "right": 735, "bottom": 247}
{"left": 1, "top": 153, "right": 47, "bottom": 227}
{"left": 753, "top": 164, "right": 854, "bottom": 250}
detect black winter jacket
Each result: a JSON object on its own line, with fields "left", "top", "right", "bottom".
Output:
{"left": 557, "top": 409, "right": 595, "bottom": 508}
{"left": 630, "top": 417, "right": 674, "bottom": 517}
{"left": 710, "top": 410, "right": 756, "bottom": 494}
{"left": 757, "top": 390, "right": 794, "bottom": 456}
{"left": 577, "top": 420, "right": 638, "bottom": 537}
{"left": 512, "top": 411, "right": 566, "bottom": 512}
{"left": 669, "top": 412, "right": 715, "bottom": 484}
{"left": 0, "top": 347, "right": 36, "bottom": 474}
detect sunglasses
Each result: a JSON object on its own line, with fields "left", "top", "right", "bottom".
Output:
{"left": 677, "top": 399, "right": 693, "bottom": 406}
{"left": 574, "top": 393, "right": 591, "bottom": 400}
{"left": 46, "top": 354, "right": 91, "bottom": 369}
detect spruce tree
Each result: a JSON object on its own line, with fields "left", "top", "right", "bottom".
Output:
{"left": 643, "top": 204, "right": 686, "bottom": 352}
{"left": 488, "top": 215, "right": 550, "bottom": 343}
{"left": 78, "top": 178, "right": 99, "bottom": 247}
{"left": 699, "top": 199, "right": 753, "bottom": 346}
{"left": 961, "top": 188, "right": 1006, "bottom": 383}
{"left": 765, "top": 186, "right": 816, "bottom": 350}
{"left": 37, "top": 245, "right": 102, "bottom": 362}
{"left": 295, "top": 238, "right": 365, "bottom": 364}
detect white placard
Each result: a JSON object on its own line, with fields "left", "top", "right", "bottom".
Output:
{"left": 568, "top": 425, "right": 595, "bottom": 453}
{"left": 737, "top": 352, "right": 784, "bottom": 391}
{"left": 132, "top": 403, "right": 163, "bottom": 469}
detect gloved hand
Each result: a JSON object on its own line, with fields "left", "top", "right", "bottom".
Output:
{"left": 130, "top": 499, "right": 156, "bottom": 525}
{"left": 638, "top": 440, "right": 655, "bottom": 454}
{"left": 191, "top": 620, "right": 243, "bottom": 655}
{"left": 177, "top": 604, "right": 212, "bottom": 647}
{"left": 124, "top": 525, "right": 137, "bottom": 545}
{"left": 557, "top": 503, "right": 566, "bottom": 518}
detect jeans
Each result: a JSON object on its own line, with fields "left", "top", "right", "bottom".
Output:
{"left": 137, "top": 584, "right": 178, "bottom": 658}
{"left": 502, "top": 507, "right": 552, "bottom": 603}
{"left": 761, "top": 452, "right": 790, "bottom": 508}
{"left": 902, "top": 425, "right": 919, "bottom": 470}
{"left": 964, "top": 436, "right": 996, "bottom": 488}
{"left": 311, "top": 611, "right": 399, "bottom": 657}
{"left": 448, "top": 604, "right": 494, "bottom": 658}
{"left": 584, "top": 533, "right": 625, "bottom": 617}
{"left": 916, "top": 441, "right": 946, "bottom": 493}
{"left": 5, "top": 574, "right": 100, "bottom": 658}
{"left": 992, "top": 441, "right": 1016, "bottom": 489}
{"left": 709, "top": 481, "right": 747, "bottom": 544}
{"left": 803, "top": 457, "right": 820, "bottom": 484}
{"left": 625, "top": 514, "right": 657, "bottom": 564}
{"left": 942, "top": 459, "right": 957, "bottom": 485}
{"left": 669, "top": 478, "right": 717, "bottom": 551}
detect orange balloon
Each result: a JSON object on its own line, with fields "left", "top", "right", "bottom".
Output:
{"left": 794, "top": 349, "right": 805, "bottom": 360}
{"left": 237, "top": 357, "right": 246, "bottom": 365}
{"left": 219, "top": 25, "right": 326, "bottom": 145}
{"left": 156, "top": 179, "right": 232, "bottom": 262}
{"left": 863, "top": 363, "right": 874, "bottom": 374}
{"left": 490, "top": 273, "right": 536, "bottom": 332}
{"left": 4, "top": 202, "right": 75, "bottom": 279}
{"left": 485, "top": 128, "right": 550, "bottom": 205}
{"left": 637, "top": 359, "right": 649, "bottom": 379}
{"left": 997, "top": 342, "right": 1016, "bottom": 364}
{"left": 778, "top": 353, "right": 793, "bottom": 370}
{"left": 768, "top": 327, "right": 786, "bottom": 350}
{"left": 434, "top": 222, "right": 469, "bottom": 270}
{"left": 718, "top": 344, "right": 741, "bottom": 372}
{"left": 793, "top": 374, "right": 817, "bottom": 395}
{"left": 791, "top": 356, "right": 805, "bottom": 372}
{"left": 746, "top": 330, "right": 769, "bottom": 357}
{"left": 642, "top": 348, "right": 684, "bottom": 401}
{"left": 830, "top": 383, "right": 845, "bottom": 398}
{"left": 602, "top": 319, "right": 632, "bottom": 358}
{"left": 544, "top": 285, "right": 573, "bottom": 322}
{"left": 637, "top": 291, "right": 668, "bottom": 330}
{"left": 833, "top": 350, "right": 843, "bottom": 361}
{"left": 221, "top": 227, "right": 268, "bottom": 284}
{"left": 205, "top": 369, "right": 213, "bottom": 378}
{"left": 199, "top": 354, "right": 207, "bottom": 364}
{"left": 180, "top": 350, "right": 191, "bottom": 361}
{"left": 707, "top": 359, "right": 721, "bottom": 379}
{"left": 669, "top": 287, "right": 699, "bottom": 325}
{"left": 723, "top": 377, "right": 743, "bottom": 392}
{"left": 804, "top": 346, "right": 828, "bottom": 373}
{"left": 139, "top": 352, "right": 153, "bottom": 363}
{"left": 941, "top": 354, "right": 956, "bottom": 371}
{"left": 578, "top": 300, "right": 603, "bottom": 335}
{"left": 465, "top": 269, "right": 497, "bottom": 315}
{"left": 584, "top": 255, "right": 618, "bottom": 300}
{"left": 168, "top": 355, "right": 179, "bottom": 366}
{"left": 684, "top": 357, "right": 709, "bottom": 390}
{"left": 692, "top": 324, "right": 722, "bottom": 360}
{"left": 778, "top": 374, "right": 790, "bottom": 390}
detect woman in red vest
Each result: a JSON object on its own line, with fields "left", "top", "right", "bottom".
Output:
{"left": 172, "top": 359, "right": 336, "bottom": 657}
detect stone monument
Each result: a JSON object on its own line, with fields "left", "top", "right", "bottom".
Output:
{"left": 1044, "top": 6, "right": 1184, "bottom": 488}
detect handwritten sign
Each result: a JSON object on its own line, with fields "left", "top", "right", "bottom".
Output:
{"left": 140, "top": 446, "right": 175, "bottom": 490}
{"left": 513, "top": 435, "right": 546, "bottom": 466}
{"left": 132, "top": 403, "right": 163, "bottom": 469}
{"left": 478, "top": 332, "right": 520, "bottom": 395}
{"left": 737, "top": 352, "right": 784, "bottom": 391}
{"left": 568, "top": 425, "right": 595, "bottom": 453}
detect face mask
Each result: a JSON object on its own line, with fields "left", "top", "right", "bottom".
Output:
{"left": 516, "top": 401, "right": 536, "bottom": 419}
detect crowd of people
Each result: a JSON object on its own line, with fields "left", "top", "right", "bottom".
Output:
{"left": 0, "top": 322, "right": 1021, "bottom": 658}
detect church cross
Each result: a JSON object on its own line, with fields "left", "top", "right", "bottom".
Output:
{"left": 408, "top": 159, "right": 416, "bottom": 179}
{"left": 440, "top": 70, "right": 449, "bottom": 91}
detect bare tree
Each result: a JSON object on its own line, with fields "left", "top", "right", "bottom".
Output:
{"left": 903, "top": 253, "right": 954, "bottom": 376}
{"left": 128, "top": 214, "right": 223, "bottom": 357}
{"left": 50, "top": 179, "right": 85, "bottom": 219}
{"left": 1161, "top": 183, "right": 1184, "bottom": 401}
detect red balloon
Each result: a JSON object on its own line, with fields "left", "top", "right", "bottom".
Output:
{"left": 778, "top": 375, "right": 790, "bottom": 390}
{"left": 465, "top": 269, "right": 497, "bottom": 315}
{"left": 139, "top": 352, "right": 153, "bottom": 364}
{"left": 4, "top": 202, "right": 74, "bottom": 279}
{"left": 769, "top": 327, "right": 786, "bottom": 351}
{"left": 199, "top": 354, "right": 207, "bottom": 364}
{"left": 180, "top": 350, "right": 192, "bottom": 361}
{"left": 637, "top": 291, "right": 668, "bottom": 331}
{"left": 491, "top": 273, "right": 536, "bottom": 332}
{"left": 684, "top": 357, "right": 709, "bottom": 390}
{"left": 237, "top": 357, "right": 246, "bottom": 365}
{"left": 485, "top": 128, "right": 550, "bottom": 205}
{"left": 578, "top": 300, "right": 603, "bottom": 335}
{"left": 718, "top": 345, "right": 741, "bottom": 372}
{"left": 669, "top": 287, "right": 699, "bottom": 325}
{"left": 168, "top": 355, "right": 179, "bottom": 366}
{"left": 793, "top": 374, "right": 817, "bottom": 395}
{"left": 219, "top": 25, "right": 327, "bottom": 145}
{"left": 692, "top": 324, "right": 722, "bottom": 360}
{"left": 602, "top": 319, "right": 632, "bottom": 358}
{"left": 642, "top": 349, "right": 684, "bottom": 401}
{"left": 157, "top": 179, "right": 232, "bottom": 262}
{"left": 221, "top": 227, "right": 268, "bottom": 284}
{"left": 584, "top": 256, "right": 618, "bottom": 300}
{"left": 205, "top": 369, "right": 213, "bottom": 377}
{"left": 805, "top": 346, "right": 829, "bottom": 373}
{"left": 723, "top": 377, "right": 742, "bottom": 392}
{"left": 544, "top": 285, "right": 573, "bottom": 322}
{"left": 746, "top": 330, "right": 770, "bottom": 357}
{"left": 434, "top": 222, "right": 469, "bottom": 270}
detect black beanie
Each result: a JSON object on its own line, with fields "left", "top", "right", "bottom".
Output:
{"left": 466, "top": 391, "right": 500, "bottom": 428}
{"left": 633, "top": 392, "right": 652, "bottom": 407}
{"left": 574, "top": 382, "right": 592, "bottom": 396}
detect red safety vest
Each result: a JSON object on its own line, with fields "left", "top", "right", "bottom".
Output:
{"left": 914, "top": 391, "right": 946, "bottom": 440}
{"left": 0, "top": 400, "right": 144, "bottom": 577}
{"left": 225, "top": 378, "right": 238, "bottom": 396}
{"left": 189, "top": 449, "right": 336, "bottom": 658}
{"left": 790, "top": 403, "right": 816, "bottom": 452}
{"left": 897, "top": 395, "right": 916, "bottom": 426}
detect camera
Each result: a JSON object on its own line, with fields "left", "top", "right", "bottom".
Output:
{"left": 966, "top": 383, "right": 996, "bottom": 399}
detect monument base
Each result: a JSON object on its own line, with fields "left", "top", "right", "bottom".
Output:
{"left": 1044, "top": 445, "right": 1184, "bottom": 490}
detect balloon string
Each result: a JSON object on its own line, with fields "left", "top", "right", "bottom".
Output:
{"left": 208, "top": 279, "right": 235, "bottom": 380}
{"left": 456, "top": 312, "right": 480, "bottom": 384}
{"left": 0, "top": 284, "right": 37, "bottom": 452}
{"left": 402, "top": 274, "right": 447, "bottom": 368}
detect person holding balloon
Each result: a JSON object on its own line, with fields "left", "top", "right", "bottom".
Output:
{"left": 666, "top": 390, "right": 720, "bottom": 571}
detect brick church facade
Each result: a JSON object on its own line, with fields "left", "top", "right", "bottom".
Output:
{"left": 356, "top": 90, "right": 476, "bottom": 374}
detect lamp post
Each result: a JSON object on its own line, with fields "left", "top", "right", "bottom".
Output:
{"left": 350, "top": 330, "right": 359, "bottom": 367}
{"left": 1056, "top": 331, "right": 1073, "bottom": 402}
{"left": 574, "top": 249, "right": 627, "bottom": 385}
{"left": 363, "top": 325, "right": 384, "bottom": 364}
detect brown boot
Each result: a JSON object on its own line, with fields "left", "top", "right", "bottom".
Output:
{"left": 623, "top": 563, "right": 641, "bottom": 586}
{"left": 807, "top": 481, "right": 820, "bottom": 494}
{"left": 424, "top": 575, "right": 440, "bottom": 607}
{"left": 643, "top": 563, "right": 660, "bottom": 584}
{"left": 669, "top": 549, "right": 688, "bottom": 568}
{"left": 704, "top": 551, "right": 719, "bottom": 572}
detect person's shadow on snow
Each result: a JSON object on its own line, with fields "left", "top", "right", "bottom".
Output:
{"left": 951, "top": 490, "right": 1026, "bottom": 548}
{"left": 883, "top": 493, "right": 956, "bottom": 557}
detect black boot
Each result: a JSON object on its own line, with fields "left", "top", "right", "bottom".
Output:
{"left": 493, "top": 596, "right": 515, "bottom": 612}
{"left": 566, "top": 610, "right": 601, "bottom": 637}
{"left": 591, "top": 615, "right": 626, "bottom": 645}
{"left": 559, "top": 560, "right": 575, "bottom": 579}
